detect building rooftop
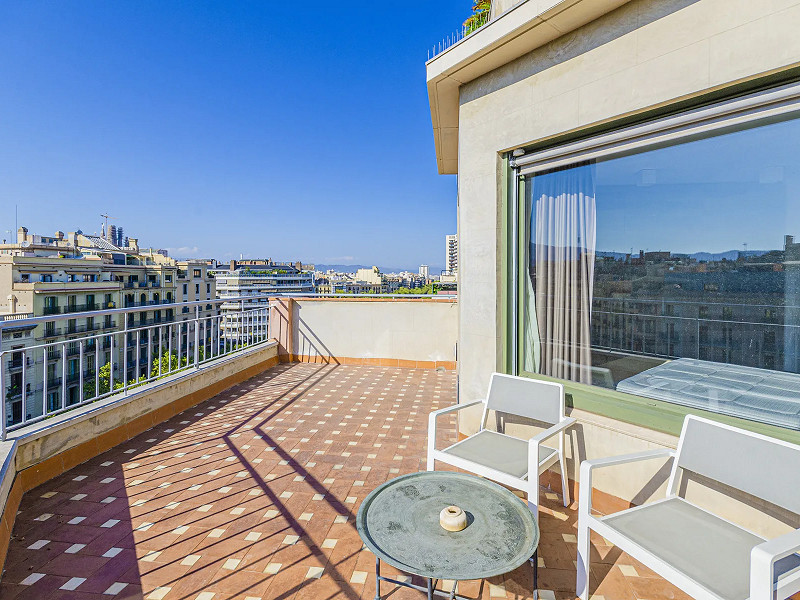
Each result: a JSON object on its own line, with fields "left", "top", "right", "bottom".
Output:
{"left": 1, "top": 362, "right": 686, "bottom": 600}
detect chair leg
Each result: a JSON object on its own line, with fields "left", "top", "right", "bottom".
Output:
{"left": 576, "top": 507, "right": 591, "bottom": 600}
{"left": 559, "top": 452, "right": 570, "bottom": 508}
{"left": 527, "top": 481, "right": 539, "bottom": 521}
{"left": 426, "top": 452, "right": 434, "bottom": 472}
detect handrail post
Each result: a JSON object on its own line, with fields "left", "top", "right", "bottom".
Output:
{"left": 0, "top": 347, "right": 6, "bottom": 442}
{"left": 122, "top": 316, "right": 128, "bottom": 395}
{"left": 194, "top": 305, "right": 200, "bottom": 368}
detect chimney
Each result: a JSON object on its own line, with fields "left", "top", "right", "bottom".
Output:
{"left": 17, "top": 227, "right": 28, "bottom": 244}
{"left": 230, "top": 260, "right": 237, "bottom": 271}
{"left": 128, "top": 238, "right": 139, "bottom": 252}
{"left": 7, "top": 294, "right": 17, "bottom": 314}
{"left": 55, "top": 231, "right": 64, "bottom": 240}
{"left": 68, "top": 231, "right": 78, "bottom": 247}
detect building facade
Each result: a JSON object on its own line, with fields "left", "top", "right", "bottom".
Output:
{"left": 445, "top": 234, "right": 457, "bottom": 275}
{"left": 0, "top": 227, "right": 216, "bottom": 424}
{"left": 214, "top": 259, "right": 314, "bottom": 341}
{"left": 427, "top": 0, "right": 800, "bottom": 440}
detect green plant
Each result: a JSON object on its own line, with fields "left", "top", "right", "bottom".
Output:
{"left": 464, "top": 0, "right": 491, "bottom": 35}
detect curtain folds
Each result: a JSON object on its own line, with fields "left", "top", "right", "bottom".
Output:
{"left": 527, "top": 162, "right": 597, "bottom": 384}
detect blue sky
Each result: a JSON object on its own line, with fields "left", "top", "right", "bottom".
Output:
{"left": 0, "top": 1, "right": 463, "bottom": 271}
{"left": 529, "top": 116, "right": 800, "bottom": 256}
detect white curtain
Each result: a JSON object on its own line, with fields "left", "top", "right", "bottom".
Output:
{"left": 527, "top": 162, "right": 597, "bottom": 384}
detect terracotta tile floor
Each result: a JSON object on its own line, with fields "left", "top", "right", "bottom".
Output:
{"left": 1, "top": 363, "right": 690, "bottom": 600}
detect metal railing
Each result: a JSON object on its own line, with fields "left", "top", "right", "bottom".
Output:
{"left": 123, "top": 299, "right": 174, "bottom": 308}
{"left": 0, "top": 295, "right": 273, "bottom": 439}
{"left": 63, "top": 303, "right": 99, "bottom": 314}
{"left": 427, "top": 8, "right": 491, "bottom": 60}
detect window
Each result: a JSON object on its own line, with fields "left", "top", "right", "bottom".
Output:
{"left": 183, "top": 283, "right": 188, "bottom": 295}
{"left": 514, "top": 94, "right": 800, "bottom": 431}
{"left": 194, "top": 269, "right": 201, "bottom": 278}
{"left": 206, "top": 283, "right": 211, "bottom": 294}
{"left": 195, "top": 284, "right": 200, "bottom": 294}
{"left": 43, "top": 296, "right": 58, "bottom": 315}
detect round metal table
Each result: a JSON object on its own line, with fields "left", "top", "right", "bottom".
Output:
{"left": 356, "top": 471, "right": 540, "bottom": 600}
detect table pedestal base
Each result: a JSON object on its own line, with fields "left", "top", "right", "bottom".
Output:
{"left": 374, "top": 551, "right": 539, "bottom": 600}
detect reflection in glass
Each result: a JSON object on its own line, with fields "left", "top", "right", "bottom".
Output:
{"left": 522, "top": 115, "right": 800, "bottom": 429}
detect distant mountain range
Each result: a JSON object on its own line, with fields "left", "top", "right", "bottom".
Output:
{"left": 595, "top": 249, "right": 772, "bottom": 262}
{"left": 313, "top": 263, "right": 445, "bottom": 274}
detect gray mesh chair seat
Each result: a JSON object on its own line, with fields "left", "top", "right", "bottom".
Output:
{"left": 428, "top": 373, "right": 575, "bottom": 516}
{"left": 600, "top": 497, "right": 800, "bottom": 600}
{"left": 440, "top": 430, "right": 559, "bottom": 479}
{"left": 577, "top": 416, "right": 800, "bottom": 600}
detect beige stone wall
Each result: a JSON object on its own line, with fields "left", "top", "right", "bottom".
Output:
{"left": 291, "top": 298, "right": 458, "bottom": 366}
{"left": 453, "top": 0, "right": 800, "bottom": 513}
{"left": 491, "top": 0, "right": 523, "bottom": 18}
{"left": 456, "top": 0, "right": 800, "bottom": 421}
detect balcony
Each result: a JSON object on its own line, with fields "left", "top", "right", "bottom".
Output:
{"left": 0, "top": 296, "right": 768, "bottom": 600}
{"left": 62, "top": 303, "right": 99, "bottom": 314}
{"left": 39, "top": 327, "right": 61, "bottom": 340}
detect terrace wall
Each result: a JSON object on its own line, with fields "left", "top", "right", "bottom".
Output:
{"left": 271, "top": 297, "right": 459, "bottom": 369}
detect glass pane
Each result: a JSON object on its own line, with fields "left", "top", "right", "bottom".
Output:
{"left": 521, "top": 114, "right": 800, "bottom": 429}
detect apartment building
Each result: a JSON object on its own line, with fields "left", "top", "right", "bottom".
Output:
{"left": 214, "top": 259, "right": 314, "bottom": 340}
{"left": 445, "top": 234, "right": 457, "bottom": 275}
{"left": 0, "top": 227, "right": 216, "bottom": 424}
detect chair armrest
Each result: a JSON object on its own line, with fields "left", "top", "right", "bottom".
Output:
{"left": 579, "top": 449, "right": 674, "bottom": 517}
{"left": 428, "top": 401, "right": 485, "bottom": 455}
{"left": 750, "top": 529, "right": 800, "bottom": 600}
{"left": 529, "top": 417, "right": 576, "bottom": 444}
{"left": 429, "top": 400, "right": 485, "bottom": 419}
{"left": 528, "top": 417, "right": 576, "bottom": 475}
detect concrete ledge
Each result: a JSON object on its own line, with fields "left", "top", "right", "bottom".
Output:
{"left": 0, "top": 441, "right": 17, "bottom": 572}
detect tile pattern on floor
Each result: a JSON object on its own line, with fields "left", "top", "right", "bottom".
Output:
{"left": 2, "top": 363, "right": 692, "bottom": 600}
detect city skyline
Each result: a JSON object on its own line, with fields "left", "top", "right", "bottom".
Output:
{"left": 0, "top": 2, "right": 462, "bottom": 267}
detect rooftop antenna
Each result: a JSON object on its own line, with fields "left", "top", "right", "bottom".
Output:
{"left": 100, "top": 213, "right": 114, "bottom": 239}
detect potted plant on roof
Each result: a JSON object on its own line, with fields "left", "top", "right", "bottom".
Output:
{"left": 464, "top": 0, "right": 491, "bottom": 35}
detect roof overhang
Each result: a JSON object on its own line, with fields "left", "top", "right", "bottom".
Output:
{"left": 426, "top": 0, "right": 633, "bottom": 174}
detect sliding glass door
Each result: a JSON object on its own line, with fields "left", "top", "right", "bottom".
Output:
{"left": 511, "top": 83, "right": 800, "bottom": 431}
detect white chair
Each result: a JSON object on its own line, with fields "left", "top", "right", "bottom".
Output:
{"left": 577, "top": 414, "right": 800, "bottom": 600}
{"left": 427, "top": 373, "right": 575, "bottom": 516}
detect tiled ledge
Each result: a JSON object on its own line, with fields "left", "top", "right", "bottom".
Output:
{"left": 0, "top": 342, "right": 280, "bottom": 574}
{"left": 287, "top": 354, "right": 456, "bottom": 370}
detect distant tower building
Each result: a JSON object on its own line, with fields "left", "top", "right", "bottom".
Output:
{"left": 116, "top": 227, "right": 124, "bottom": 247}
{"left": 108, "top": 224, "right": 117, "bottom": 244}
{"left": 445, "top": 234, "right": 458, "bottom": 274}
{"left": 419, "top": 264, "right": 429, "bottom": 278}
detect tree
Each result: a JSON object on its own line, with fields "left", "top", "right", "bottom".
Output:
{"left": 395, "top": 284, "right": 440, "bottom": 295}
{"left": 82, "top": 347, "right": 207, "bottom": 400}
